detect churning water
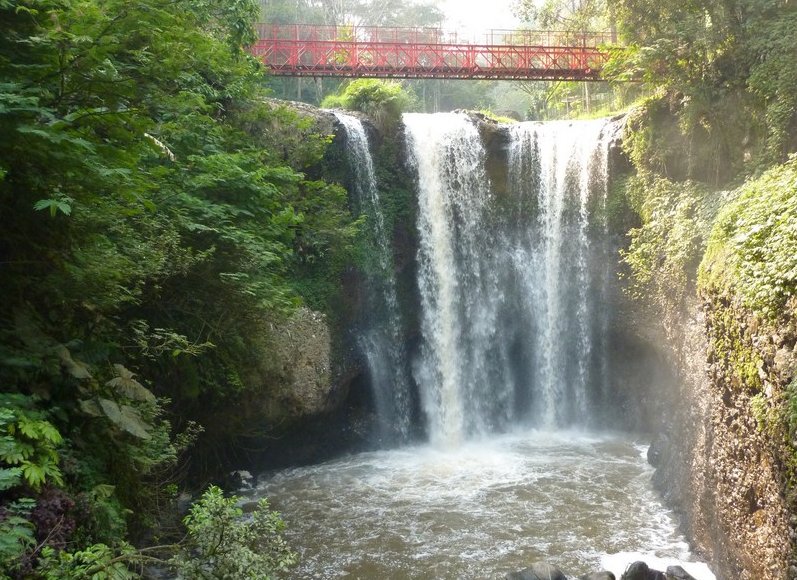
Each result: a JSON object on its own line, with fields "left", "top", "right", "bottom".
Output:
{"left": 246, "top": 432, "right": 715, "bottom": 579}
{"left": 252, "top": 113, "right": 715, "bottom": 578}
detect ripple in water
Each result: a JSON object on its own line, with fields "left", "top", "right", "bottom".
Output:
{"left": 245, "top": 432, "right": 715, "bottom": 579}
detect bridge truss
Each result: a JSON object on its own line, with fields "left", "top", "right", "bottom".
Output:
{"left": 252, "top": 24, "right": 612, "bottom": 81}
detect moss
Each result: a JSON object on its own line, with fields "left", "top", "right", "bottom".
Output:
{"left": 707, "top": 300, "right": 763, "bottom": 393}
{"left": 601, "top": 175, "right": 639, "bottom": 235}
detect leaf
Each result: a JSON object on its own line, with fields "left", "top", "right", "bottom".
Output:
{"left": 33, "top": 198, "right": 72, "bottom": 217}
{"left": 99, "top": 398, "right": 123, "bottom": 424}
{"left": 118, "top": 405, "right": 151, "bottom": 440}
{"left": 107, "top": 365, "right": 156, "bottom": 402}
{"left": 0, "top": 467, "right": 23, "bottom": 491}
{"left": 79, "top": 399, "right": 103, "bottom": 417}
{"left": 107, "top": 376, "right": 156, "bottom": 402}
{"left": 112, "top": 363, "right": 134, "bottom": 380}
{"left": 55, "top": 345, "right": 92, "bottom": 379}
{"left": 37, "top": 422, "right": 63, "bottom": 444}
{"left": 21, "top": 462, "right": 46, "bottom": 488}
{"left": 16, "top": 417, "right": 38, "bottom": 439}
{"left": 98, "top": 398, "right": 151, "bottom": 439}
{"left": 1, "top": 440, "right": 34, "bottom": 464}
{"left": 92, "top": 484, "right": 116, "bottom": 499}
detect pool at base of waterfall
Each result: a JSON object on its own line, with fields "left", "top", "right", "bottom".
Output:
{"left": 243, "top": 431, "right": 715, "bottom": 580}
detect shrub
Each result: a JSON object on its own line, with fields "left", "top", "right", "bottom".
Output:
{"left": 170, "top": 486, "right": 297, "bottom": 579}
{"left": 321, "top": 79, "right": 417, "bottom": 130}
{"left": 700, "top": 156, "right": 797, "bottom": 318}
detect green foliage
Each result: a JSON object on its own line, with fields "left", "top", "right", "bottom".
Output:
{"left": 606, "top": 0, "right": 797, "bottom": 169}
{"left": 321, "top": 79, "right": 416, "bottom": 130}
{"left": 0, "top": 0, "right": 355, "bottom": 574}
{"left": 171, "top": 486, "right": 297, "bottom": 579}
{"left": 746, "top": 8, "right": 797, "bottom": 161}
{"left": 0, "top": 498, "right": 36, "bottom": 572}
{"left": 35, "top": 486, "right": 295, "bottom": 579}
{"left": 39, "top": 542, "right": 139, "bottom": 580}
{"left": 700, "top": 156, "right": 797, "bottom": 318}
{"left": 620, "top": 176, "right": 722, "bottom": 310}
{"left": 0, "top": 395, "right": 63, "bottom": 492}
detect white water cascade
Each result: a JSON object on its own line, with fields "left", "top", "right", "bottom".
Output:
{"left": 508, "top": 119, "right": 613, "bottom": 429}
{"left": 335, "top": 112, "right": 412, "bottom": 441}
{"left": 404, "top": 113, "right": 513, "bottom": 446}
{"left": 405, "top": 114, "right": 615, "bottom": 442}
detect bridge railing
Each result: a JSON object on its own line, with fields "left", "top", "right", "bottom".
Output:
{"left": 255, "top": 24, "right": 614, "bottom": 48}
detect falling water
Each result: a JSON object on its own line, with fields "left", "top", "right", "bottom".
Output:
{"left": 404, "top": 113, "right": 513, "bottom": 446}
{"left": 509, "top": 119, "right": 613, "bottom": 428}
{"left": 335, "top": 112, "right": 411, "bottom": 441}
{"left": 405, "top": 114, "right": 615, "bottom": 441}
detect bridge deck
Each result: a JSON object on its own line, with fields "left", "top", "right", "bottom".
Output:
{"left": 252, "top": 24, "right": 612, "bottom": 81}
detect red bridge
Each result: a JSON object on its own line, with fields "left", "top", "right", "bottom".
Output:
{"left": 252, "top": 24, "right": 613, "bottom": 81}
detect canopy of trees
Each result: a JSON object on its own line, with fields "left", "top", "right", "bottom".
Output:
{"left": 0, "top": 0, "right": 357, "bottom": 576}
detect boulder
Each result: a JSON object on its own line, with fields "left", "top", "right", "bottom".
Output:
{"left": 506, "top": 562, "right": 568, "bottom": 580}
{"left": 580, "top": 572, "right": 616, "bottom": 580}
{"left": 621, "top": 561, "right": 666, "bottom": 580}
{"left": 665, "top": 566, "right": 697, "bottom": 580}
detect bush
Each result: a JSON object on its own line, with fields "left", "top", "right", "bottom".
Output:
{"left": 620, "top": 176, "right": 722, "bottom": 313}
{"left": 700, "top": 156, "right": 797, "bottom": 317}
{"left": 321, "top": 79, "right": 417, "bottom": 130}
{"left": 171, "top": 486, "right": 297, "bottom": 579}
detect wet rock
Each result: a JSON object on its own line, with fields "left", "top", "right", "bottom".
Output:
{"left": 665, "top": 565, "right": 697, "bottom": 579}
{"left": 579, "top": 572, "right": 616, "bottom": 580}
{"left": 228, "top": 469, "right": 254, "bottom": 490}
{"left": 270, "top": 307, "right": 334, "bottom": 418}
{"left": 647, "top": 432, "right": 668, "bottom": 467}
{"left": 620, "top": 561, "right": 666, "bottom": 580}
{"left": 506, "top": 562, "right": 567, "bottom": 580}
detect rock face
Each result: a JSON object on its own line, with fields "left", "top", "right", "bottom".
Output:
{"left": 645, "top": 293, "right": 796, "bottom": 579}
{"left": 267, "top": 307, "right": 335, "bottom": 419}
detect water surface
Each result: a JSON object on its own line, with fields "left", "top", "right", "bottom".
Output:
{"left": 246, "top": 431, "right": 714, "bottom": 579}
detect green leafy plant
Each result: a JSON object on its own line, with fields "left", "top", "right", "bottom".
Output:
{"left": 0, "top": 498, "right": 36, "bottom": 572}
{"left": 700, "top": 156, "right": 797, "bottom": 318}
{"left": 0, "top": 395, "right": 63, "bottom": 491}
{"left": 620, "top": 175, "right": 722, "bottom": 314}
{"left": 321, "top": 79, "right": 417, "bottom": 130}
{"left": 171, "top": 486, "right": 297, "bottom": 578}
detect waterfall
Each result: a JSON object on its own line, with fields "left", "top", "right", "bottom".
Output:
{"left": 405, "top": 113, "right": 614, "bottom": 443}
{"left": 509, "top": 120, "right": 612, "bottom": 428}
{"left": 335, "top": 112, "right": 412, "bottom": 442}
{"left": 404, "top": 113, "right": 513, "bottom": 446}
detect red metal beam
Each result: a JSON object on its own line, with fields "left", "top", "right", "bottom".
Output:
{"left": 252, "top": 24, "right": 612, "bottom": 81}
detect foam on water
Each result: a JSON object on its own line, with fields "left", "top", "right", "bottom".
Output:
{"left": 248, "top": 432, "right": 715, "bottom": 578}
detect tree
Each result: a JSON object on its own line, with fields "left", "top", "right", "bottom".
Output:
{"left": 0, "top": 0, "right": 356, "bottom": 574}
